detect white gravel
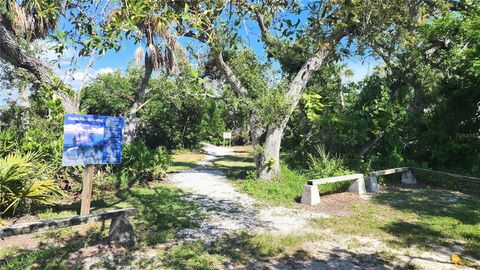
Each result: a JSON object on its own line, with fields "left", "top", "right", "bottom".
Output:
{"left": 169, "top": 143, "right": 326, "bottom": 241}
{"left": 168, "top": 144, "right": 478, "bottom": 269}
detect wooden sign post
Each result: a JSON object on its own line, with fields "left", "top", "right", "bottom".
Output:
{"left": 80, "top": 164, "right": 95, "bottom": 215}
{"left": 62, "top": 114, "right": 125, "bottom": 216}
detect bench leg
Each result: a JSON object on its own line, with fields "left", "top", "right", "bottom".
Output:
{"left": 109, "top": 214, "right": 135, "bottom": 247}
{"left": 401, "top": 170, "right": 416, "bottom": 185}
{"left": 301, "top": 184, "right": 320, "bottom": 205}
{"left": 349, "top": 176, "right": 366, "bottom": 195}
{"left": 366, "top": 176, "right": 379, "bottom": 193}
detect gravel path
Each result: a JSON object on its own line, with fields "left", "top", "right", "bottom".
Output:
{"left": 169, "top": 143, "right": 326, "bottom": 241}
{"left": 168, "top": 144, "right": 477, "bottom": 269}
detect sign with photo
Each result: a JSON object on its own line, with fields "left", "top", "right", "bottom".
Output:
{"left": 62, "top": 114, "right": 124, "bottom": 166}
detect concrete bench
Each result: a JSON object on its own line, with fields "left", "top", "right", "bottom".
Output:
{"left": 0, "top": 208, "right": 137, "bottom": 247}
{"left": 367, "top": 167, "right": 416, "bottom": 193}
{"left": 301, "top": 174, "right": 366, "bottom": 205}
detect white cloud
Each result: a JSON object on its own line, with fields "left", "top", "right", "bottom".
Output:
{"left": 64, "top": 123, "right": 104, "bottom": 134}
{"left": 36, "top": 40, "right": 116, "bottom": 90}
{"left": 96, "top": 67, "right": 114, "bottom": 75}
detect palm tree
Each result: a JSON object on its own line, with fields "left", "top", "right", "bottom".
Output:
{"left": 110, "top": 4, "right": 185, "bottom": 143}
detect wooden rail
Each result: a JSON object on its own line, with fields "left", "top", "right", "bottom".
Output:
{"left": 301, "top": 166, "right": 479, "bottom": 206}
{"left": 0, "top": 208, "right": 137, "bottom": 246}
{"left": 369, "top": 167, "right": 409, "bottom": 177}
{"left": 411, "top": 167, "right": 480, "bottom": 183}
{"left": 308, "top": 174, "right": 364, "bottom": 185}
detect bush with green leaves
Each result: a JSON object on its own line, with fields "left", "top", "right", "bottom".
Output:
{"left": 121, "top": 140, "right": 172, "bottom": 186}
{"left": 305, "top": 145, "right": 351, "bottom": 179}
{"left": 0, "top": 128, "right": 19, "bottom": 157}
{"left": 0, "top": 153, "right": 64, "bottom": 216}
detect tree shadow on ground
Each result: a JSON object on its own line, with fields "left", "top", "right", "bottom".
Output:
{"left": 115, "top": 186, "right": 206, "bottom": 245}
{"left": 208, "top": 231, "right": 404, "bottom": 269}
{"left": 373, "top": 188, "right": 480, "bottom": 259}
{"left": 211, "top": 155, "right": 255, "bottom": 180}
{"left": 1, "top": 185, "right": 206, "bottom": 268}
{"left": 0, "top": 225, "right": 133, "bottom": 269}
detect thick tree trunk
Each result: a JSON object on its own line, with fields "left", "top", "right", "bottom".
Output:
{"left": 213, "top": 40, "right": 338, "bottom": 179}
{"left": 257, "top": 124, "right": 284, "bottom": 179}
{"left": 124, "top": 50, "right": 154, "bottom": 144}
{"left": 0, "top": 23, "right": 78, "bottom": 113}
{"left": 253, "top": 49, "right": 332, "bottom": 179}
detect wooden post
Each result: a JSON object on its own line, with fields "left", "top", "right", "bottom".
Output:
{"left": 80, "top": 164, "right": 95, "bottom": 215}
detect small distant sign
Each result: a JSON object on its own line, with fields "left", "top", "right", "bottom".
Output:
{"left": 62, "top": 114, "right": 124, "bottom": 166}
{"left": 223, "top": 132, "right": 232, "bottom": 140}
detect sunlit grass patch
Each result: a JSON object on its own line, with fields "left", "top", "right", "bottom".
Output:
{"left": 312, "top": 189, "right": 480, "bottom": 259}
{"left": 212, "top": 154, "right": 255, "bottom": 180}
{"left": 161, "top": 242, "right": 223, "bottom": 270}
{"left": 167, "top": 150, "right": 205, "bottom": 172}
{"left": 0, "top": 184, "right": 205, "bottom": 267}
{"left": 237, "top": 165, "right": 307, "bottom": 206}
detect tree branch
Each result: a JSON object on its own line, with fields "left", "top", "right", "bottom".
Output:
{"left": 0, "top": 23, "right": 78, "bottom": 112}
{"left": 212, "top": 51, "right": 248, "bottom": 97}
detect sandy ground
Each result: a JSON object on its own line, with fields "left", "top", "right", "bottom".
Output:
{"left": 168, "top": 143, "right": 477, "bottom": 270}
{"left": 1, "top": 143, "right": 476, "bottom": 269}
{"left": 169, "top": 143, "right": 327, "bottom": 241}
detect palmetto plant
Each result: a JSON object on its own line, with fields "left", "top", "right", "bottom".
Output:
{"left": 1, "top": 0, "right": 61, "bottom": 40}
{"left": 0, "top": 153, "right": 64, "bottom": 215}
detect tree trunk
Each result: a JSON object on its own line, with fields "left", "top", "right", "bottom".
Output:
{"left": 0, "top": 23, "right": 78, "bottom": 113}
{"left": 253, "top": 48, "right": 332, "bottom": 179}
{"left": 257, "top": 124, "right": 285, "bottom": 179}
{"left": 213, "top": 39, "right": 339, "bottom": 179}
{"left": 124, "top": 50, "right": 154, "bottom": 144}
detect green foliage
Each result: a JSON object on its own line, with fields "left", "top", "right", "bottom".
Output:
{"left": 239, "top": 165, "right": 307, "bottom": 206}
{"left": 121, "top": 140, "right": 171, "bottom": 186}
{"left": 0, "top": 128, "right": 19, "bottom": 157}
{"left": 305, "top": 145, "right": 350, "bottom": 179}
{"left": 80, "top": 70, "right": 136, "bottom": 115}
{"left": 162, "top": 242, "right": 222, "bottom": 270}
{"left": 0, "top": 153, "right": 64, "bottom": 215}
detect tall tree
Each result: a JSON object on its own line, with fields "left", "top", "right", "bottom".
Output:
{"left": 174, "top": 0, "right": 450, "bottom": 179}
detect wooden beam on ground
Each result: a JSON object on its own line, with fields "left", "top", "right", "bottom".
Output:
{"left": 0, "top": 208, "right": 137, "bottom": 238}
{"left": 308, "top": 174, "right": 364, "bottom": 185}
{"left": 369, "top": 167, "right": 409, "bottom": 177}
{"left": 411, "top": 167, "right": 480, "bottom": 183}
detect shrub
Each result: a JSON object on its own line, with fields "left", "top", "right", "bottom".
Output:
{"left": 305, "top": 145, "right": 350, "bottom": 179}
{"left": 0, "top": 153, "right": 64, "bottom": 215}
{"left": 121, "top": 141, "right": 171, "bottom": 186}
{"left": 0, "top": 128, "right": 19, "bottom": 157}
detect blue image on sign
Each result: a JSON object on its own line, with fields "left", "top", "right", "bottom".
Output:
{"left": 62, "top": 114, "right": 124, "bottom": 166}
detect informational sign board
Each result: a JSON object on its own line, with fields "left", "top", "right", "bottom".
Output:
{"left": 223, "top": 132, "right": 232, "bottom": 140}
{"left": 62, "top": 114, "right": 124, "bottom": 166}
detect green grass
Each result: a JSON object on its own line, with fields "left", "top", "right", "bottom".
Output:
{"left": 167, "top": 150, "right": 205, "bottom": 172}
{"left": 161, "top": 242, "right": 223, "bottom": 270}
{"left": 236, "top": 164, "right": 350, "bottom": 206}
{"left": 211, "top": 154, "right": 255, "bottom": 180}
{"left": 312, "top": 188, "right": 480, "bottom": 259}
{"left": 160, "top": 231, "right": 325, "bottom": 269}
{"left": 237, "top": 165, "right": 307, "bottom": 205}
{"left": 0, "top": 183, "right": 205, "bottom": 268}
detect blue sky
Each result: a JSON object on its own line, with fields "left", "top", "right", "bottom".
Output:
{"left": 1, "top": 3, "right": 379, "bottom": 105}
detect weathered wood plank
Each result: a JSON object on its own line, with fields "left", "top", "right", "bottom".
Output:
{"left": 369, "top": 167, "right": 409, "bottom": 176}
{"left": 411, "top": 167, "right": 480, "bottom": 182}
{"left": 0, "top": 208, "right": 137, "bottom": 238}
{"left": 308, "top": 174, "right": 364, "bottom": 185}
